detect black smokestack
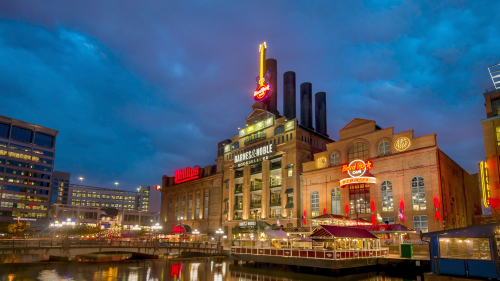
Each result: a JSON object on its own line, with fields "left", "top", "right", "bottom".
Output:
{"left": 300, "top": 82, "right": 313, "bottom": 129}
{"left": 266, "top": 58, "right": 278, "bottom": 114}
{"left": 283, "top": 71, "right": 296, "bottom": 120}
{"left": 315, "top": 92, "right": 328, "bottom": 136}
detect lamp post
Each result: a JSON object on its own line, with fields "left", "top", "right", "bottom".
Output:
{"left": 115, "top": 182, "right": 119, "bottom": 188}
{"left": 216, "top": 228, "right": 223, "bottom": 242}
{"left": 179, "top": 216, "right": 184, "bottom": 242}
{"left": 79, "top": 177, "right": 84, "bottom": 184}
{"left": 193, "top": 229, "right": 199, "bottom": 243}
{"left": 152, "top": 223, "right": 162, "bottom": 239}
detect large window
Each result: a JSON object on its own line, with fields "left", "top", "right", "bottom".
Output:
{"left": 331, "top": 187, "right": 341, "bottom": 215}
{"left": 439, "top": 238, "right": 491, "bottom": 260}
{"left": 204, "top": 191, "right": 209, "bottom": 219}
{"left": 411, "top": 176, "right": 426, "bottom": 210}
{"left": 496, "top": 127, "right": 500, "bottom": 145}
{"left": 196, "top": 193, "right": 200, "bottom": 219}
{"left": 175, "top": 198, "right": 179, "bottom": 221}
{"left": 381, "top": 180, "right": 394, "bottom": 212}
{"left": 330, "top": 153, "right": 340, "bottom": 166}
{"left": 188, "top": 195, "right": 193, "bottom": 220}
{"left": 492, "top": 99, "right": 500, "bottom": 116}
{"left": 274, "top": 125, "right": 284, "bottom": 136}
{"left": 34, "top": 132, "right": 54, "bottom": 148}
{"left": 413, "top": 215, "right": 428, "bottom": 233}
{"left": 0, "top": 123, "right": 9, "bottom": 139}
{"left": 348, "top": 142, "right": 368, "bottom": 162}
{"left": 349, "top": 183, "right": 370, "bottom": 214}
{"left": 382, "top": 217, "right": 395, "bottom": 224}
{"left": 311, "top": 191, "right": 319, "bottom": 217}
{"left": 181, "top": 196, "right": 185, "bottom": 219}
{"left": 11, "top": 126, "right": 32, "bottom": 144}
{"left": 378, "top": 141, "right": 390, "bottom": 157}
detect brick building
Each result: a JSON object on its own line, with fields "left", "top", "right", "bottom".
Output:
{"left": 302, "top": 118, "right": 481, "bottom": 234}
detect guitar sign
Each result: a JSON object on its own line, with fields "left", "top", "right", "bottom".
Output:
{"left": 254, "top": 42, "right": 271, "bottom": 101}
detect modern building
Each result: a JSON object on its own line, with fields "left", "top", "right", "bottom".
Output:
{"left": 51, "top": 171, "right": 70, "bottom": 205}
{"left": 301, "top": 118, "right": 481, "bottom": 234}
{"left": 0, "top": 115, "right": 58, "bottom": 228}
{"left": 160, "top": 165, "right": 223, "bottom": 241}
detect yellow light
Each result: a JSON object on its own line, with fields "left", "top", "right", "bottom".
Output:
{"left": 258, "top": 42, "right": 267, "bottom": 86}
{"left": 480, "top": 161, "right": 491, "bottom": 208}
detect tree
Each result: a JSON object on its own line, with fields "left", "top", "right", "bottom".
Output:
{"left": 69, "top": 224, "right": 103, "bottom": 236}
{"left": 7, "top": 223, "right": 29, "bottom": 237}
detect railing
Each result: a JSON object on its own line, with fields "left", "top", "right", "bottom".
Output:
{"left": 244, "top": 132, "right": 266, "bottom": 146}
{"left": 270, "top": 199, "right": 281, "bottom": 206}
{"left": 250, "top": 183, "right": 262, "bottom": 191}
{"left": 0, "top": 239, "right": 218, "bottom": 249}
{"left": 235, "top": 184, "right": 243, "bottom": 194}
{"left": 381, "top": 239, "right": 428, "bottom": 246}
{"left": 231, "top": 246, "right": 389, "bottom": 260}
{"left": 250, "top": 202, "right": 262, "bottom": 208}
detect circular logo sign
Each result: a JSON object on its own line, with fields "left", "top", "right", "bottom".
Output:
{"left": 394, "top": 137, "right": 410, "bottom": 151}
{"left": 316, "top": 156, "right": 327, "bottom": 168}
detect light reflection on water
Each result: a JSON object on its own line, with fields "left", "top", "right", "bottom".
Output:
{"left": 0, "top": 258, "right": 420, "bottom": 281}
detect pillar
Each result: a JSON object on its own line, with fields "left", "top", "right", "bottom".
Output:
{"left": 262, "top": 159, "right": 270, "bottom": 219}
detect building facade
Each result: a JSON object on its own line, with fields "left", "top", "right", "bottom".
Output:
{"left": 0, "top": 115, "right": 58, "bottom": 228}
{"left": 302, "top": 118, "right": 481, "bottom": 234}
{"left": 51, "top": 171, "right": 70, "bottom": 205}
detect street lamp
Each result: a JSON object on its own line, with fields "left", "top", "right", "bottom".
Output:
{"left": 193, "top": 229, "right": 200, "bottom": 242}
{"left": 216, "top": 228, "right": 224, "bottom": 242}
{"left": 79, "top": 177, "right": 84, "bottom": 184}
{"left": 115, "top": 182, "right": 119, "bottom": 188}
{"left": 152, "top": 223, "right": 162, "bottom": 239}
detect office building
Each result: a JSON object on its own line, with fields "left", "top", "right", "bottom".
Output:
{"left": 51, "top": 171, "right": 70, "bottom": 205}
{"left": 0, "top": 115, "right": 58, "bottom": 228}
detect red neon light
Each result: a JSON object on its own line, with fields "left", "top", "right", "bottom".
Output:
{"left": 345, "top": 204, "right": 349, "bottom": 215}
{"left": 173, "top": 225, "right": 185, "bottom": 234}
{"left": 174, "top": 167, "right": 200, "bottom": 184}
{"left": 341, "top": 160, "right": 373, "bottom": 173}
{"left": 155, "top": 185, "right": 161, "bottom": 190}
{"left": 254, "top": 84, "right": 271, "bottom": 101}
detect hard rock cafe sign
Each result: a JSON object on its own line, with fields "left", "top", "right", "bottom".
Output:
{"left": 339, "top": 159, "right": 376, "bottom": 187}
{"left": 254, "top": 42, "right": 271, "bottom": 101}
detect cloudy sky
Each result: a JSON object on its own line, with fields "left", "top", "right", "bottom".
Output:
{"left": 0, "top": 1, "right": 498, "bottom": 191}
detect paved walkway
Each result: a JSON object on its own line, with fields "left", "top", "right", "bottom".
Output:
{"left": 387, "top": 253, "right": 430, "bottom": 261}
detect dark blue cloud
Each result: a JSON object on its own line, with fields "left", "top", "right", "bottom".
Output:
{"left": 0, "top": 0, "right": 499, "bottom": 190}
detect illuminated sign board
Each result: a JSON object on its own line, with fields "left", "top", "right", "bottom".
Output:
{"left": 285, "top": 120, "right": 295, "bottom": 132}
{"left": 479, "top": 161, "right": 490, "bottom": 207}
{"left": 394, "top": 137, "right": 410, "bottom": 151}
{"left": 239, "top": 117, "right": 274, "bottom": 137}
{"left": 173, "top": 225, "right": 185, "bottom": 234}
{"left": 174, "top": 167, "right": 200, "bottom": 184}
{"left": 340, "top": 159, "right": 376, "bottom": 187}
{"left": 234, "top": 143, "right": 275, "bottom": 167}
{"left": 239, "top": 221, "right": 256, "bottom": 227}
{"left": 316, "top": 156, "right": 327, "bottom": 168}
{"left": 224, "top": 145, "right": 231, "bottom": 153}
{"left": 254, "top": 42, "right": 271, "bottom": 101}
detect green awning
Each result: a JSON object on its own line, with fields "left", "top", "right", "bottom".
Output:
{"left": 284, "top": 164, "right": 293, "bottom": 169}
{"left": 285, "top": 202, "right": 294, "bottom": 209}
{"left": 223, "top": 198, "right": 229, "bottom": 202}
{"left": 224, "top": 179, "right": 230, "bottom": 183}
{"left": 268, "top": 155, "right": 282, "bottom": 160}
{"left": 284, "top": 188, "right": 293, "bottom": 194}
{"left": 222, "top": 210, "right": 228, "bottom": 215}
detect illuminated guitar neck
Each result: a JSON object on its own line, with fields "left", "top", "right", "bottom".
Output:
{"left": 259, "top": 42, "right": 267, "bottom": 86}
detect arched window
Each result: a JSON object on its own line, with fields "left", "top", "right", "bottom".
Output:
{"left": 411, "top": 176, "right": 426, "bottom": 211}
{"left": 330, "top": 153, "right": 340, "bottom": 166}
{"left": 381, "top": 181, "right": 393, "bottom": 212}
{"left": 348, "top": 142, "right": 369, "bottom": 162}
{"left": 275, "top": 125, "right": 284, "bottom": 136}
{"left": 331, "top": 188, "right": 341, "bottom": 215}
{"left": 311, "top": 191, "right": 319, "bottom": 217}
{"left": 378, "top": 141, "right": 390, "bottom": 156}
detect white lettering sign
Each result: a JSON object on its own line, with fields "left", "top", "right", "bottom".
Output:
{"left": 234, "top": 143, "right": 274, "bottom": 167}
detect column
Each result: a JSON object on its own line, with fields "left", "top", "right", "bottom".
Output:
{"left": 280, "top": 153, "right": 287, "bottom": 219}
{"left": 229, "top": 167, "right": 235, "bottom": 221}
{"left": 261, "top": 159, "right": 270, "bottom": 219}
{"left": 243, "top": 165, "right": 251, "bottom": 220}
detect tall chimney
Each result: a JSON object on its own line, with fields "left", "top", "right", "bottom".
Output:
{"left": 315, "top": 92, "right": 328, "bottom": 136}
{"left": 266, "top": 58, "right": 278, "bottom": 114}
{"left": 283, "top": 71, "right": 296, "bottom": 120}
{"left": 300, "top": 82, "right": 313, "bottom": 129}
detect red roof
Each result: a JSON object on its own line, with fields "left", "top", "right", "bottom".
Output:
{"left": 309, "top": 225, "right": 378, "bottom": 239}
{"left": 311, "top": 214, "right": 350, "bottom": 220}
{"left": 350, "top": 224, "right": 414, "bottom": 233}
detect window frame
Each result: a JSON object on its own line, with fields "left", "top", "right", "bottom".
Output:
{"left": 330, "top": 152, "right": 340, "bottom": 167}
{"left": 311, "top": 190, "right": 319, "bottom": 217}
{"left": 331, "top": 187, "right": 341, "bottom": 215}
{"left": 381, "top": 180, "right": 394, "bottom": 212}
{"left": 411, "top": 176, "right": 426, "bottom": 211}
{"left": 348, "top": 142, "right": 369, "bottom": 162}
{"left": 378, "top": 141, "right": 390, "bottom": 157}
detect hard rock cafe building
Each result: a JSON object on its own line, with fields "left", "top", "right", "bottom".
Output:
{"left": 159, "top": 42, "right": 482, "bottom": 241}
{"left": 302, "top": 118, "right": 481, "bottom": 234}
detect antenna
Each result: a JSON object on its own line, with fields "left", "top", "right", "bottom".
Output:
{"left": 488, "top": 62, "right": 500, "bottom": 90}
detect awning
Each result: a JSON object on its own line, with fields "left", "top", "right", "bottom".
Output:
{"left": 285, "top": 202, "right": 294, "bottom": 209}
{"left": 222, "top": 210, "right": 228, "bottom": 215}
{"left": 223, "top": 198, "right": 229, "bottom": 202}
{"left": 284, "top": 188, "right": 293, "bottom": 194}
{"left": 263, "top": 230, "right": 289, "bottom": 239}
{"left": 309, "top": 225, "right": 377, "bottom": 239}
{"left": 284, "top": 164, "right": 293, "bottom": 169}
{"left": 224, "top": 179, "right": 229, "bottom": 183}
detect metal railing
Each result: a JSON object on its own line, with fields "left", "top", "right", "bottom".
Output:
{"left": 0, "top": 239, "right": 218, "bottom": 249}
{"left": 231, "top": 246, "right": 389, "bottom": 260}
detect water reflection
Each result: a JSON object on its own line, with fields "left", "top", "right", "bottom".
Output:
{"left": 0, "top": 258, "right": 421, "bottom": 281}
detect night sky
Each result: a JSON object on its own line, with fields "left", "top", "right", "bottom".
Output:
{"left": 0, "top": 1, "right": 498, "bottom": 191}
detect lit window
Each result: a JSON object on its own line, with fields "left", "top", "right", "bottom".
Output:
{"left": 413, "top": 215, "right": 428, "bottom": 233}
{"left": 331, "top": 187, "right": 340, "bottom": 215}
{"left": 381, "top": 180, "right": 394, "bottom": 212}
{"left": 496, "top": 127, "right": 500, "bottom": 145}
{"left": 382, "top": 217, "right": 395, "bottom": 224}
{"left": 378, "top": 141, "right": 390, "bottom": 156}
{"left": 349, "top": 184, "right": 370, "bottom": 214}
{"left": 311, "top": 191, "right": 319, "bottom": 217}
{"left": 287, "top": 168, "right": 293, "bottom": 177}
{"left": 348, "top": 142, "right": 368, "bottom": 162}
{"left": 411, "top": 176, "right": 426, "bottom": 211}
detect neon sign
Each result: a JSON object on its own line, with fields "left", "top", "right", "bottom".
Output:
{"left": 341, "top": 159, "right": 373, "bottom": 177}
{"left": 173, "top": 225, "right": 185, "bottom": 233}
{"left": 479, "top": 161, "right": 490, "bottom": 207}
{"left": 340, "top": 159, "right": 376, "bottom": 187}
{"left": 155, "top": 185, "right": 161, "bottom": 190}
{"left": 254, "top": 42, "right": 271, "bottom": 101}
{"left": 174, "top": 167, "right": 200, "bottom": 184}
{"left": 234, "top": 143, "right": 274, "bottom": 167}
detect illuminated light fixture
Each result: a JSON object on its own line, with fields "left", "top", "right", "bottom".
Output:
{"left": 155, "top": 185, "right": 161, "bottom": 190}
{"left": 394, "top": 137, "right": 410, "bottom": 151}
{"left": 254, "top": 42, "right": 271, "bottom": 101}
{"left": 479, "top": 161, "right": 491, "bottom": 207}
